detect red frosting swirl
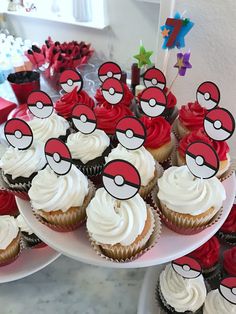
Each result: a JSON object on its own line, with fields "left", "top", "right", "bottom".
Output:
{"left": 55, "top": 87, "right": 95, "bottom": 119}
{"left": 188, "top": 236, "right": 220, "bottom": 269}
{"left": 140, "top": 116, "right": 171, "bottom": 149}
{"left": 179, "top": 102, "right": 207, "bottom": 131}
{"left": 94, "top": 103, "right": 133, "bottom": 135}
{"left": 0, "top": 191, "right": 19, "bottom": 216}
{"left": 220, "top": 204, "right": 236, "bottom": 233}
{"left": 212, "top": 140, "right": 229, "bottom": 161}
{"left": 95, "top": 84, "right": 133, "bottom": 107}
{"left": 223, "top": 247, "right": 236, "bottom": 276}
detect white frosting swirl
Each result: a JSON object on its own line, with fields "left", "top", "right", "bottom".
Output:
{"left": 158, "top": 166, "right": 226, "bottom": 215}
{"left": 16, "top": 214, "right": 33, "bottom": 235}
{"left": 28, "top": 113, "right": 69, "bottom": 143}
{"left": 160, "top": 264, "right": 206, "bottom": 313}
{"left": 66, "top": 129, "right": 110, "bottom": 163}
{"left": 203, "top": 289, "right": 235, "bottom": 314}
{"left": 0, "top": 143, "right": 46, "bottom": 179}
{"left": 86, "top": 188, "right": 147, "bottom": 246}
{"left": 29, "top": 165, "right": 89, "bottom": 212}
{"left": 0, "top": 215, "right": 19, "bottom": 249}
{"left": 105, "top": 144, "right": 155, "bottom": 186}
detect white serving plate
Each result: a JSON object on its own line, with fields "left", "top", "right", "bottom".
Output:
{"left": 17, "top": 175, "right": 235, "bottom": 269}
{"left": 0, "top": 246, "right": 60, "bottom": 283}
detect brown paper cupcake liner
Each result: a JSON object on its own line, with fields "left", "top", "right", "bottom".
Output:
{"left": 0, "top": 233, "right": 22, "bottom": 267}
{"left": 219, "top": 162, "right": 236, "bottom": 182}
{"left": 171, "top": 119, "right": 181, "bottom": 141}
{"left": 88, "top": 207, "right": 162, "bottom": 263}
{"left": 169, "top": 133, "right": 179, "bottom": 167}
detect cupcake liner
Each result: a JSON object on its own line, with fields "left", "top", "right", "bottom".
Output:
{"left": 20, "top": 231, "right": 44, "bottom": 249}
{"left": 217, "top": 231, "right": 236, "bottom": 246}
{"left": 203, "top": 263, "right": 222, "bottom": 290}
{"left": 219, "top": 162, "right": 236, "bottom": 182}
{"left": 88, "top": 206, "right": 162, "bottom": 263}
{"left": 171, "top": 119, "right": 181, "bottom": 141}
{"left": 169, "top": 133, "right": 179, "bottom": 167}
{"left": 77, "top": 163, "right": 104, "bottom": 177}
{"left": 147, "top": 140, "right": 174, "bottom": 165}
{"left": 0, "top": 171, "right": 29, "bottom": 200}
{"left": 0, "top": 233, "right": 22, "bottom": 267}
{"left": 32, "top": 181, "right": 95, "bottom": 232}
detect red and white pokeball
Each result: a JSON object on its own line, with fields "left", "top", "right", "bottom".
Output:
{"left": 4, "top": 118, "right": 33, "bottom": 150}
{"left": 98, "top": 62, "right": 122, "bottom": 82}
{"left": 204, "top": 108, "right": 235, "bottom": 141}
{"left": 139, "top": 87, "right": 167, "bottom": 117}
{"left": 143, "top": 68, "right": 166, "bottom": 90}
{"left": 219, "top": 277, "right": 236, "bottom": 305}
{"left": 72, "top": 105, "right": 97, "bottom": 134}
{"left": 45, "top": 138, "right": 72, "bottom": 175}
{"left": 59, "top": 69, "right": 83, "bottom": 93}
{"left": 27, "top": 91, "right": 53, "bottom": 119}
{"left": 101, "top": 78, "right": 124, "bottom": 105}
{"left": 172, "top": 256, "right": 202, "bottom": 279}
{"left": 186, "top": 141, "right": 219, "bottom": 179}
{"left": 196, "top": 81, "right": 220, "bottom": 110}
{"left": 102, "top": 160, "right": 141, "bottom": 200}
{"left": 116, "top": 117, "right": 146, "bottom": 150}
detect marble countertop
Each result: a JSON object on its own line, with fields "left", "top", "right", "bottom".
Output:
{"left": 0, "top": 256, "right": 146, "bottom": 314}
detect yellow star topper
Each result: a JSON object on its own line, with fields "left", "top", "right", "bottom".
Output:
{"left": 134, "top": 42, "right": 153, "bottom": 69}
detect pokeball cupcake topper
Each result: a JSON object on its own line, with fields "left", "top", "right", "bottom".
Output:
{"left": 27, "top": 91, "right": 53, "bottom": 119}
{"left": 101, "top": 77, "right": 124, "bottom": 105}
{"left": 4, "top": 118, "right": 33, "bottom": 150}
{"left": 219, "top": 277, "right": 236, "bottom": 305}
{"left": 116, "top": 117, "right": 146, "bottom": 150}
{"left": 102, "top": 160, "right": 141, "bottom": 200}
{"left": 45, "top": 138, "right": 72, "bottom": 175}
{"left": 172, "top": 256, "right": 202, "bottom": 279}
{"left": 143, "top": 68, "right": 166, "bottom": 90}
{"left": 185, "top": 141, "right": 219, "bottom": 179}
{"left": 59, "top": 69, "right": 83, "bottom": 93}
{"left": 139, "top": 87, "right": 167, "bottom": 117}
{"left": 72, "top": 104, "right": 97, "bottom": 135}
{"left": 196, "top": 81, "right": 220, "bottom": 110}
{"left": 98, "top": 62, "right": 122, "bottom": 82}
{"left": 204, "top": 108, "right": 235, "bottom": 142}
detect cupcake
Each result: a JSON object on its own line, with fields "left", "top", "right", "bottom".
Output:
{"left": 203, "top": 289, "right": 235, "bottom": 314}
{"left": 140, "top": 116, "right": 173, "bottom": 163}
{"left": 223, "top": 247, "right": 236, "bottom": 277}
{"left": 55, "top": 87, "right": 95, "bottom": 121}
{"left": 16, "top": 214, "right": 44, "bottom": 248}
{"left": 66, "top": 129, "right": 111, "bottom": 176}
{"left": 28, "top": 112, "right": 70, "bottom": 144}
{"left": 156, "top": 166, "right": 226, "bottom": 233}
{"left": 218, "top": 204, "right": 236, "bottom": 244}
{"left": 212, "top": 140, "right": 230, "bottom": 178}
{"left": 188, "top": 236, "right": 221, "bottom": 288}
{"left": 29, "top": 165, "right": 94, "bottom": 231}
{"left": 0, "top": 190, "right": 19, "bottom": 216}
{"left": 0, "top": 143, "right": 46, "bottom": 190}
{"left": 0, "top": 215, "right": 21, "bottom": 266}
{"left": 176, "top": 102, "right": 207, "bottom": 138}
{"left": 86, "top": 187, "right": 156, "bottom": 261}
{"left": 105, "top": 144, "right": 158, "bottom": 198}
{"left": 158, "top": 263, "right": 207, "bottom": 313}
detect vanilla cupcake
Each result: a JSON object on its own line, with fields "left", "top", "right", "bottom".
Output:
{"left": 158, "top": 263, "right": 207, "bottom": 313}
{"left": 86, "top": 187, "right": 156, "bottom": 261}
{"left": 156, "top": 166, "right": 226, "bottom": 233}
{"left": 66, "top": 129, "right": 111, "bottom": 176}
{"left": 29, "top": 165, "right": 94, "bottom": 231}
{"left": 203, "top": 289, "right": 235, "bottom": 314}
{"left": 17, "top": 214, "right": 43, "bottom": 248}
{"left": 0, "top": 215, "right": 21, "bottom": 266}
{"left": 105, "top": 144, "right": 158, "bottom": 197}
{"left": 28, "top": 112, "right": 70, "bottom": 143}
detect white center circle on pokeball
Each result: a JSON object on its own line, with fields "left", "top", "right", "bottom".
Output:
{"left": 126, "top": 129, "right": 134, "bottom": 138}
{"left": 67, "top": 79, "right": 73, "bottom": 86}
{"left": 14, "top": 130, "right": 23, "bottom": 139}
{"left": 36, "top": 101, "right": 43, "bottom": 109}
{"left": 109, "top": 87, "right": 115, "bottom": 95}
{"left": 53, "top": 153, "right": 61, "bottom": 163}
{"left": 149, "top": 98, "right": 156, "bottom": 107}
{"left": 214, "top": 120, "right": 222, "bottom": 129}
{"left": 204, "top": 92, "right": 210, "bottom": 100}
{"left": 183, "top": 264, "right": 190, "bottom": 271}
{"left": 232, "top": 288, "right": 236, "bottom": 295}
{"left": 107, "top": 71, "right": 112, "bottom": 78}
{"left": 114, "top": 175, "right": 124, "bottom": 186}
{"left": 195, "top": 155, "right": 204, "bottom": 166}
{"left": 80, "top": 114, "right": 87, "bottom": 123}
{"left": 151, "top": 78, "right": 157, "bottom": 85}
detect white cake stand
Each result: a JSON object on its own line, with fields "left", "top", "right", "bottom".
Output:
{"left": 17, "top": 175, "right": 235, "bottom": 269}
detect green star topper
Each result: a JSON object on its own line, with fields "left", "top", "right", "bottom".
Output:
{"left": 134, "top": 41, "right": 153, "bottom": 69}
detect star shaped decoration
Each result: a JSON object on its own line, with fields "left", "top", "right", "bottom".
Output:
{"left": 174, "top": 52, "right": 192, "bottom": 76}
{"left": 161, "top": 28, "right": 170, "bottom": 38}
{"left": 134, "top": 45, "right": 153, "bottom": 68}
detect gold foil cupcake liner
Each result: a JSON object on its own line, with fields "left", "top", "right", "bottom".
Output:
{"left": 88, "top": 206, "right": 162, "bottom": 263}
{"left": 0, "top": 233, "right": 22, "bottom": 267}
